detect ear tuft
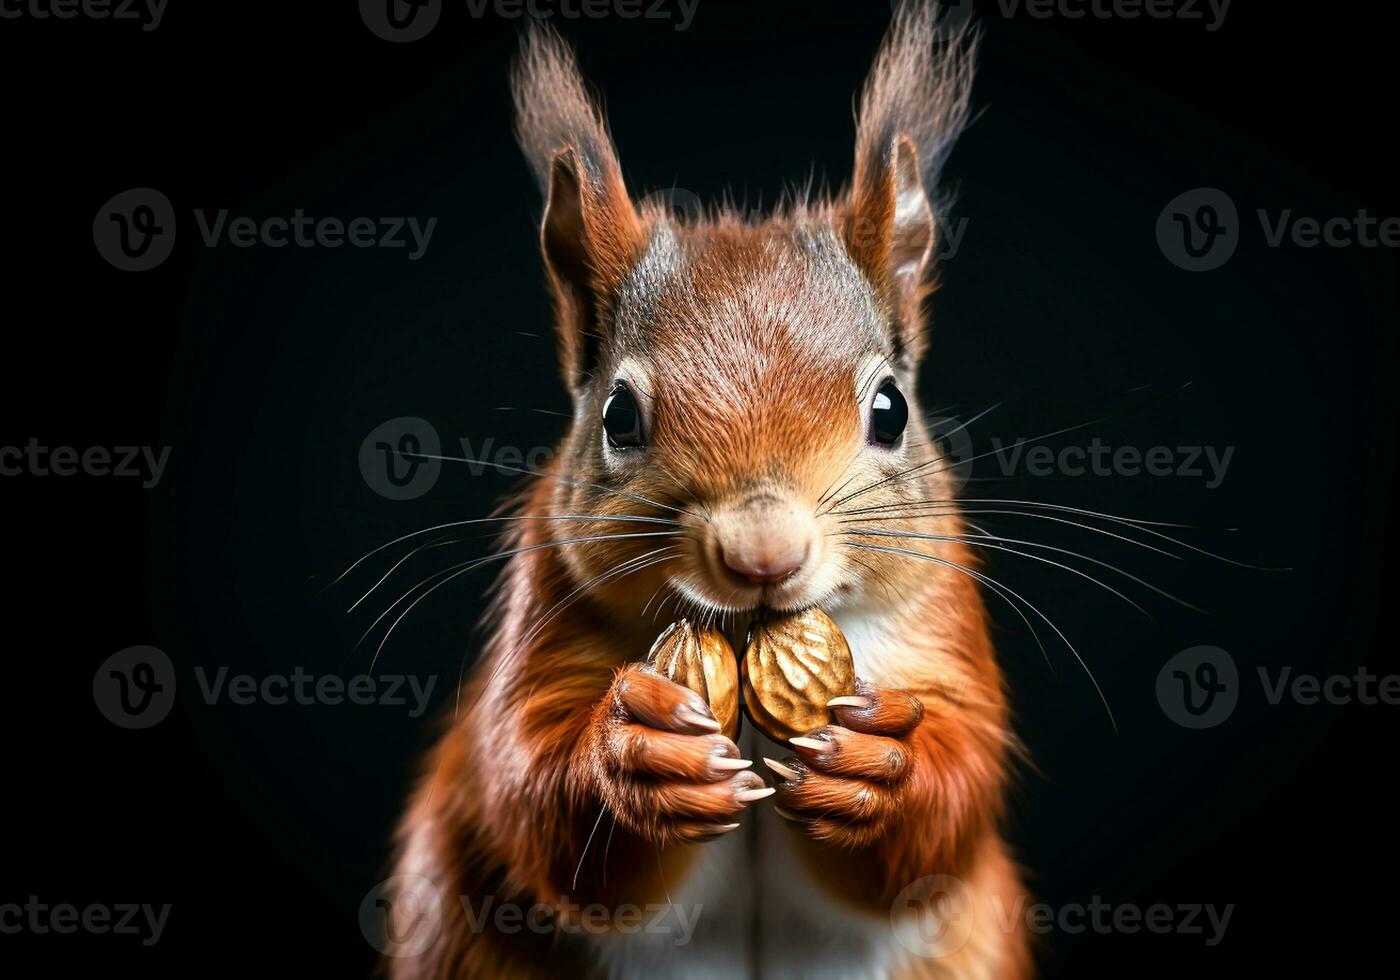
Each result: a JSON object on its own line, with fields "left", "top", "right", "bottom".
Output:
{"left": 512, "top": 25, "right": 622, "bottom": 196}
{"left": 845, "top": 2, "right": 978, "bottom": 363}
{"left": 852, "top": 2, "right": 977, "bottom": 214}
{"left": 513, "top": 26, "right": 641, "bottom": 390}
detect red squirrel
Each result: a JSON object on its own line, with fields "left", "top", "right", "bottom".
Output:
{"left": 387, "top": 4, "right": 1032, "bottom": 976}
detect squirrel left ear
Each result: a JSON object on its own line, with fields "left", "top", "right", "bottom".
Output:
{"left": 845, "top": 133, "right": 937, "bottom": 313}
{"left": 514, "top": 25, "right": 643, "bottom": 393}
{"left": 842, "top": 2, "right": 976, "bottom": 366}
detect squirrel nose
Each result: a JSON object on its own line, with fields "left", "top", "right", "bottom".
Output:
{"left": 712, "top": 494, "right": 814, "bottom": 587}
{"left": 720, "top": 543, "right": 806, "bottom": 585}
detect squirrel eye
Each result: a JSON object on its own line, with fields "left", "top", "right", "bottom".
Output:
{"left": 602, "top": 383, "right": 645, "bottom": 449}
{"left": 870, "top": 380, "right": 908, "bottom": 447}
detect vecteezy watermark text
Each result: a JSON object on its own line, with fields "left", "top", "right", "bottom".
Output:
{"left": 991, "top": 894, "right": 1233, "bottom": 946}
{"left": 93, "top": 188, "right": 437, "bottom": 271}
{"left": 890, "top": 874, "right": 1233, "bottom": 960}
{"left": 1158, "top": 646, "right": 1400, "bottom": 728}
{"left": 989, "top": 437, "right": 1234, "bottom": 488}
{"left": 360, "top": 875, "right": 702, "bottom": 958}
{"left": 1158, "top": 188, "right": 1400, "bottom": 271}
{"left": 359, "top": 416, "right": 557, "bottom": 500}
{"left": 92, "top": 646, "right": 440, "bottom": 729}
{"left": 0, "top": 897, "right": 171, "bottom": 946}
{"left": 0, "top": 440, "right": 170, "bottom": 487}
{"left": 0, "top": 0, "right": 167, "bottom": 30}
{"left": 359, "top": 0, "right": 699, "bottom": 43}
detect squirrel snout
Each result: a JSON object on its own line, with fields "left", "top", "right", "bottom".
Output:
{"left": 711, "top": 496, "right": 815, "bottom": 587}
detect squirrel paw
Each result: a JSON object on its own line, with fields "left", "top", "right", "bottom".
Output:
{"left": 764, "top": 683, "right": 924, "bottom": 848}
{"left": 591, "top": 665, "right": 771, "bottom": 845}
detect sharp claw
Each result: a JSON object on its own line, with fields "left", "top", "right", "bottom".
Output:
{"left": 763, "top": 757, "right": 801, "bottom": 781}
{"left": 789, "top": 736, "right": 828, "bottom": 752}
{"left": 827, "top": 695, "right": 872, "bottom": 710}
{"left": 735, "top": 786, "right": 777, "bottom": 803}
{"left": 774, "top": 806, "right": 801, "bottom": 822}
{"left": 712, "top": 757, "right": 754, "bottom": 771}
{"left": 678, "top": 704, "right": 722, "bottom": 732}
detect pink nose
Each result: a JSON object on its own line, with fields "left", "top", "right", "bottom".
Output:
{"left": 713, "top": 494, "right": 812, "bottom": 586}
{"left": 721, "top": 543, "right": 805, "bottom": 585}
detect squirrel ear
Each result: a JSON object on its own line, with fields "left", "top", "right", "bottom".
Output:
{"left": 538, "top": 147, "right": 640, "bottom": 388}
{"left": 845, "top": 132, "right": 936, "bottom": 308}
{"left": 514, "top": 26, "right": 642, "bottom": 390}
{"left": 843, "top": 2, "right": 976, "bottom": 365}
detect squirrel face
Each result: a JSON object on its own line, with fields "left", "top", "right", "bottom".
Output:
{"left": 512, "top": 19, "right": 975, "bottom": 621}
{"left": 554, "top": 213, "right": 942, "bottom": 616}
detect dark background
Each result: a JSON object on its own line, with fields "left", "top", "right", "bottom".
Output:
{"left": 3, "top": 0, "right": 1396, "bottom": 975}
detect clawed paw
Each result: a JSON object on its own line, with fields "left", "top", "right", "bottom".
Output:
{"left": 594, "top": 665, "right": 774, "bottom": 845}
{"left": 763, "top": 685, "right": 923, "bottom": 847}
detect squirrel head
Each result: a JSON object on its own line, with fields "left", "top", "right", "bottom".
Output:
{"left": 511, "top": 3, "right": 976, "bottom": 619}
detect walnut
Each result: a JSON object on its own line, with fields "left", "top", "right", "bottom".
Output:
{"left": 740, "top": 608, "right": 856, "bottom": 742}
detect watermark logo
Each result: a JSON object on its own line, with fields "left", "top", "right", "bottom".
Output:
{"left": 93, "top": 649, "right": 439, "bottom": 728}
{"left": 93, "top": 646, "right": 177, "bottom": 730}
{"left": 360, "top": 0, "right": 443, "bottom": 42}
{"left": 361, "top": 0, "right": 699, "bottom": 40}
{"left": 359, "top": 878, "right": 702, "bottom": 955}
{"left": 360, "top": 417, "right": 443, "bottom": 500}
{"left": 1157, "top": 187, "right": 1239, "bottom": 272}
{"left": 94, "top": 189, "right": 438, "bottom": 271}
{"left": 361, "top": 874, "right": 445, "bottom": 958}
{"left": 1160, "top": 646, "right": 1400, "bottom": 727}
{"left": 1159, "top": 188, "right": 1400, "bottom": 271}
{"left": 891, "top": 875, "right": 1234, "bottom": 953}
{"left": 906, "top": 0, "right": 1231, "bottom": 32}
{"left": 359, "top": 418, "right": 559, "bottom": 499}
{"left": 93, "top": 188, "right": 176, "bottom": 272}
{"left": 890, "top": 874, "right": 976, "bottom": 959}
{"left": 1156, "top": 645, "right": 1238, "bottom": 729}
{"left": 992, "top": 894, "right": 1233, "bottom": 945}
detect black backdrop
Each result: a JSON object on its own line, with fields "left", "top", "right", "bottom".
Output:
{"left": 4, "top": 0, "right": 1397, "bottom": 975}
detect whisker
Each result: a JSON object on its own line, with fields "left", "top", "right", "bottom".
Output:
{"left": 514, "top": 547, "right": 681, "bottom": 658}
{"left": 829, "top": 409, "right": 1100, "bottom": 512}
{"left": 494, "top": 405, "right": 574, "bottom": 419}
{"left": 358, "top": 531, "right": 682, "bottom": 662}
{"left": 399, "top": 448, "right": 693, "bottom": 517}
{"left": 347, "top": 537, "right": 459, "bottom": 614}
{"left": 843, "top": 526, "right": 1196, "bottom": 613}
{"left": 847, "top": 542, "right": 1117, "bottom": 732}
{"left": 835, "top": 496, "right": 1191, "bottom": 529}
{"left": 837, "top": 506, "right": 1182, "bottom": 561}
{"left": 331, "top": 513, "right": 682, "bottom": 588}
{"left": 838, "top": 497, "right": 1283, "bottom": 569}
{"left": 573, "top": 806, "right": 609, "bottom": 891}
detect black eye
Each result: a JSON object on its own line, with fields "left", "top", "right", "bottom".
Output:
{"left": 870, "top": 380, "right": 908, "bottom": 447}
{"left": 602, "top": 383, "right": 645, "bottom": 449}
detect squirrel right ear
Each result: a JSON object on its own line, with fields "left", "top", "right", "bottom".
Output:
{"left": 514, "top": 27, "right": 642, "bottom": 391}
{"left": 843, "top": 2, "right": 976, "bottom": 367}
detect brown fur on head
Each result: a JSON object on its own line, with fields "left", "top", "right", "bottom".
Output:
{"left": 511, "top": 2, "right": 978, "bottom": 624}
